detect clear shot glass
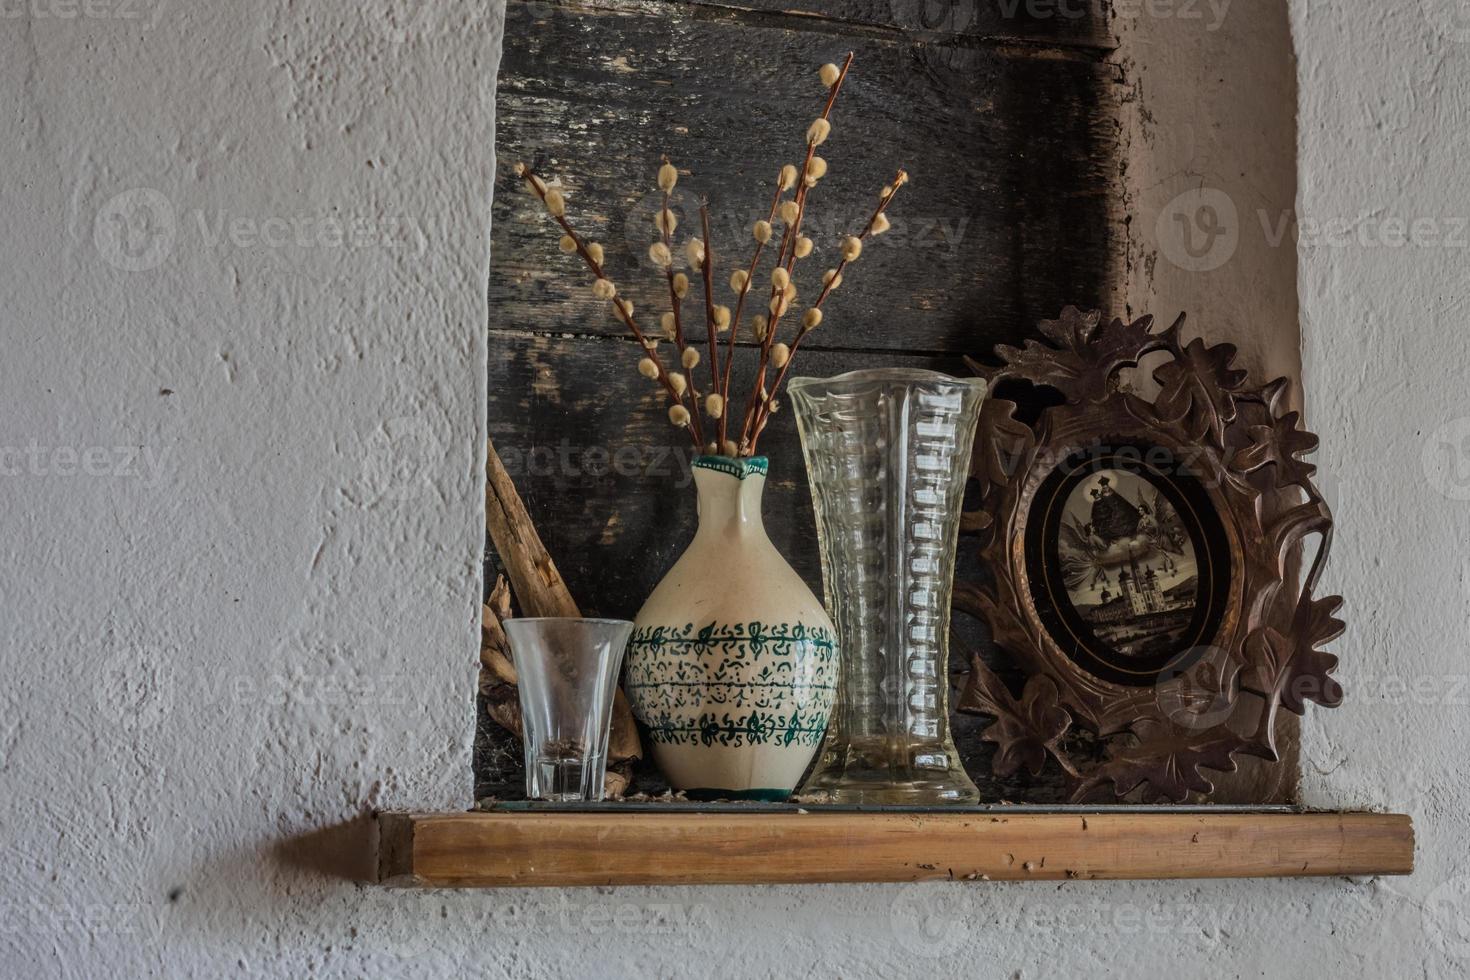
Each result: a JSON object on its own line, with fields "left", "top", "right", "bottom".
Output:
{"left": 502, "top": 617, "right": 633, "bottom": 802}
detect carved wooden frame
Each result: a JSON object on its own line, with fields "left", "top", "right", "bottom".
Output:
{"left": 954, "top": 308, "right": 1344, "bottom": 803}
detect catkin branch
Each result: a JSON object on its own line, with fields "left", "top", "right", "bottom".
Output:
{"left": 514, "top": 163, "right": 701, "bottom": 448}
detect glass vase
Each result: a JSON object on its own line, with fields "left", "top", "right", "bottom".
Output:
{"left": 789, "top": 368, "right": 987, "bottom": 804}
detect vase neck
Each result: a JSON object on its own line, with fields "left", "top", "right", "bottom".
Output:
{"left": 692, "top": 456, "right": 768, "bottom": 542}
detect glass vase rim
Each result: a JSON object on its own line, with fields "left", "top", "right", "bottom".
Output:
{"left": 786, "top": 367, "right": 988, "bottom": 393}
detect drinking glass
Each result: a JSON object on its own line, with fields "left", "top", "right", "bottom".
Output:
{"left": 503, "top": 617, "right": 632, "bottom": 802}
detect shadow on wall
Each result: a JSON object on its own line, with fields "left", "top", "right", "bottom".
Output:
{"left": 272, "top": 811, "right": 379, "bottom": 884}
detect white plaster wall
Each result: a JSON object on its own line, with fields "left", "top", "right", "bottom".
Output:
{"left": 3, "top": 1, "right": 1466, "bottom": 978}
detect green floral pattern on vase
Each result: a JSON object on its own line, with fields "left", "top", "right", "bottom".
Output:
{"left": 627, "top": 620, "right": 836, "bottom": 747}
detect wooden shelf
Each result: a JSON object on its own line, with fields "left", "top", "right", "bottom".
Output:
{"left": 377, "top": 807, "right": 1413, "bottom": 888}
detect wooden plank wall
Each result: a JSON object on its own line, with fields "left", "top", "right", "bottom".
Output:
{"left": 481, "top": 0, "right": 1123, "bottom": 801}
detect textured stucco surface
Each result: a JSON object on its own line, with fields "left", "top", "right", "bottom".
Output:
{"left": 3, "top": 1, "right": 1467, "bottom": 978}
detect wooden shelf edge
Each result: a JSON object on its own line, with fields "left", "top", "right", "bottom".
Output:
{"left": 375, "top": 809, "right": 1413, "bottom": 888}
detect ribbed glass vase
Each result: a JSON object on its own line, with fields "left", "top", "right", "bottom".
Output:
{"left": 789, "top": 368, "right": 987, "bottom": 804}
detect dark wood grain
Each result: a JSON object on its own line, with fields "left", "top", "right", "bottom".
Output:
{"left": 480, "top": 0, "right": 1122, "bottom": 802}
{"left": 492, "top": 0, "right": 1121, "bottom": 355}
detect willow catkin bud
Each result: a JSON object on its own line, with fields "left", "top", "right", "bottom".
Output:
{"left": 669, "top": 404, "right": 691, "bottom": 427}
{"left": 615, "top": 298, "right": 633, "bottom": 319}
{"left": 685, "top": 238, "right": 705, "bottom": 269}
{"left": 841, "top": 236, "right": 863, "bottom": 261}
{"left": 779, "top": 200, "right": 800, "bottom": 225}
{"left": 751, "top": 315, "right": 768, "bottom": 340}
{"left": 771, "top": 267, "right": 790, "bottom": 290}
{"left": 783, "top": 282, "right": 796, "bottom": 302}
{"left": 586, "top": 242, "right": 605, "bottom": 265}
{"left": 713, "top": 305, "right": 731, "bottom": 331}
{"left": 895, "top": 170, "right": 910, "bottom": 186}
{"left": 721, "top": 439, "right": 738, "bottom": 457}
{"left": 515, "top": 164, "right": 546, "bottom": 196}
{"left": 807, "top": 118, "right": 831, "bottom": 146}
{"left": 544, "top": 188, "right": 566, "bottom": 217}
{"left": 592, "top": 278, "right": 616, "bottom": 300}
{"left": 705, "top": 393, "right": 725, "bottom": 419}
{"left": 649, "top": 241, "right": 672, "bottom": 266}
{"left": 638, "top": 358, "right": 659, "bottom": 380}
{"left": 769, "top": 399, "right": 781, "bottom": 414}
{"left": 807, "top": 156, "right": 828, "bottom": 181}
{"left": 558, "top": 234, "right": 577, "bottom": 254}
{"left": 819, "top": 62, "right": 841, "bottom": 88}
{"left": 641, "top": 336, "right": 659, "bottom": 350}
{"left": 655, "top": 208, "right": 677, "bottom": 235}
{"left": 658, "top": 162, "right": 678, "bottom": 192}
{"left": 870, "top": 213, "right": 891, "bottom": 236}
{"left": 682, "top": 347, "right": 700, "bottom": 369}
{"left": 660, "top": 312, "right": 677, "bottom": 339}
{"left": 803, "top": 308, "right": 823, "bottom": 329}
{"left": 673, "top": 272, "right": 690, "bottom": 298}
{"left": 794, "top": 236, "right": 814, "bottom": 258}
{"left": 881, "top": 184, "right": 895, "bottom": 200}
{"left": 769, "top": 294, "right": 790, "bottom": 317}
{"left": 670, "top": 373, "right": 688, "bottom": 396}
{"left": 770, "top": 343, "right": 791, "bottom": 368}
{"left": 730, "top": 269, "right": 749, "bottom": 293}
{"left": 753, "top": 220, "right": 773, "bottom": 244}
{"left": 779, "top": 164, "right": 798, "bottom": 191}
{"left": 823, "top": 268, "right": 843, "bottom": 290}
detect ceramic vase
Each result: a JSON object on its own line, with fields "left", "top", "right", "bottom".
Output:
{"left": 625, "top": 455, "right": 837, "bottom": 800}
{"left": 789, "top": 368, "right": 987, "bottom": 804}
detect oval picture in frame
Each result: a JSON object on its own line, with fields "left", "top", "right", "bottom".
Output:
{"left": 1023, "top": 440, "right": 1232, "bottom": 688}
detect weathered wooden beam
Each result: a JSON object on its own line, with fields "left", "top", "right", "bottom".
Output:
{"left": 492, "top": 0, "right": 1121, "bottom": 356}
{"left": 378, "top": 809, "right": 1415, "bottom": 887}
